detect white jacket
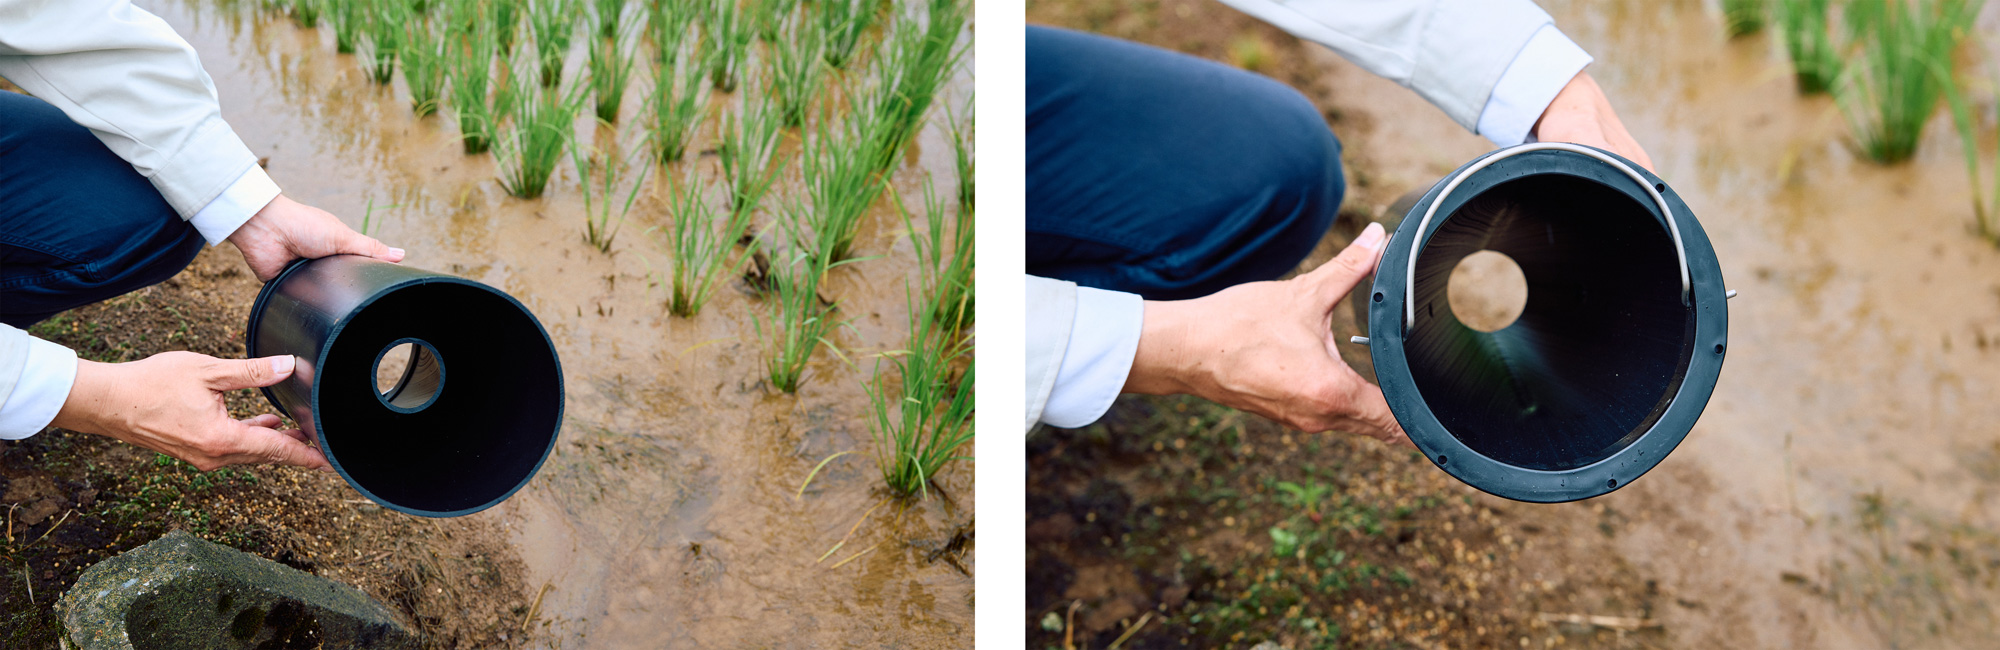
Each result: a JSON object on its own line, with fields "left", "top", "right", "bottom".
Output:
{"left": 1027, "top": 0, "right": 1595, "bottom": 429}
{"left": 0, "top": 0, "right": 281, "bottom": 438}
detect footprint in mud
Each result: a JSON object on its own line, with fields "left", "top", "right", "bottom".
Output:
{"left": 679, "top": 541, "right": 725, "bottom": 589}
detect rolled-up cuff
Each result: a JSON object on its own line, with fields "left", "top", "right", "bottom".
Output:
{"left": 188, "top": 165, "right": 281, "bottom": 245}
{"left": 1041, "top": 286, "right": 1144, "bottom": 428}
{"left": 1477, "top": 24, "right": 1594, "bottom": 147}
{"left": 0, "top": 337, "right": 79, "bottom": 440}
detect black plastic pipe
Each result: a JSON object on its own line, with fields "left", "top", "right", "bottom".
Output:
{"left": 1362, "top": 144, "right": 1729, "bottom": 503}
{"left": 245, "top": 255, "right": 564, "bottom": 517}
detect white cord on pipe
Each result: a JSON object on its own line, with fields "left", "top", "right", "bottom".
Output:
{"left": 1402, "top": 142, "right": 1691, "bottom": 328}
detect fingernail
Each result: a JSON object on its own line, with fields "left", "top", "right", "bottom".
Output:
{"left": 270, "top": 355, "right": 295, "bottom": 375}
{"left": 1356, "top": 222, "right": 1386, "bottom": 251}
{"left": 388, "top": 247, "right": 406, "bottom": 258}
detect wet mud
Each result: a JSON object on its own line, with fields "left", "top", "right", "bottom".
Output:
{"left": 1030, "top": 0, "right": 2000, "bottom": 647}
{"left": 151, "top": 1, "right": 975, "bottom": 647}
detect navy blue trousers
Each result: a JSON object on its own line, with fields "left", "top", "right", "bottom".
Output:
{"left": 0, "top": 91, "right": 205, "bottom": 328}
{"left": 1027, "top": 26, "right": 1345, "bottom": 300}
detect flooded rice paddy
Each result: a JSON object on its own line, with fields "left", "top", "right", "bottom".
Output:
{"left": 155, "top": 1, "right": 974, "bottom": 646}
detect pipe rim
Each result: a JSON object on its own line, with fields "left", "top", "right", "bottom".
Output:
{"left": 1366, "top": 146, "right": 1729, "bottom": 503}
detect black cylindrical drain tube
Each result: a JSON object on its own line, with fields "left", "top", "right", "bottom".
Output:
{"left": 245, "top": 255, "right": 564, "bottom": 517}
{"left": 1361, "top": 143, "right": 1729, "bottom": 503}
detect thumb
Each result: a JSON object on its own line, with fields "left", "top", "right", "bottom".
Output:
{"left": 335, "top": 229, "right": 405, "bottom": 264}
{"left": 207, "top": 355, "right": 296, "bottom": 391}
{"left": 1301, "top": 222, "right": 1388, "bottom": 308}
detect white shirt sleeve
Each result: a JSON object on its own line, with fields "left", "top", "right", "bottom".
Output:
{"left": 1040, "top": 286, "right": 1144, "bottom": 428}
{"left": 187, "top": 166, "right": 281, "bottom": 245}
{"left": 1475, "top": 24, "right": 1594, "bottom": 147}
{"left": 0, "top": 335, "right": 78, "bottom": 440}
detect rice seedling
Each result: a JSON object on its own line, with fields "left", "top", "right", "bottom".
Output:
{"left": 571, "top": 134, "right": 648, "bottom": 253}
{"left": 645, "top": 41, "right": 709, "bottom": 163}
{"left": 360, "top": 0, "right": 408, "bottom": 85}
{"left": 493, "top": 57, "right": 585, "bottom": 198}
{"left": 702, "top": 0, "right": 752, "bottom": 92}
{"left": 1724, "top": 0, "right": 1764, "bottom": 36}
{"left": 1942, "top": 68, "right": 2000, "bottom": 242}
{"left": 645, "top": 0, "right": 694, "bottom": 65}
{"left": 749, "top": 0, "right": 799, "bottom": 43}
{"left": 947, "top": 100, "right": 972, "bottom": 216}
{"left": 1837, "top": 0, "right": 1979, "bottom": 163}
{"left": 864, "top": 0, "right": 967, "bottom": 173}
{"left": 288, "top": 0, "right": 321, "bottom": 28}
{"left": 1776, "top": 0, "right": 1844, "bottom": 93}
{"left": 446, "top": 0, "right": 500, "bottom": 152}
{"left": 495, "top": 0, "right": 523, "bottom": 53}
{"left": 767, "top": 11, "right": 826, "bottom": 127}
{"left": 816, "top": 0, "right": 878, "bottom": 69}
{"left": 332, "top": 0, "right": 364, "bottom": 53}
{"left": 866, "top": 285, "right": 974, "bottom": 498}
{"left": 755, "top": 214, "right": 844, "bottom": 393}
{"left": 718, "top": 81, "right": 783, "bottom": 218}
{"left": 895, "top": 177, "right": 972, "bottom": 336}
{"left": 802, "top": 101, "right": 887, "bottom": 263}
{"left": 402, "top": 15, "right": 449, "bottom": 116}
{"left": 659, "top": 169, "right": 758, "bottom": 316}
{"left": 587, "top": 15, "right": 638, "bottom": 122}
{"left": 592, "top": 0, "right": 626, "bottom": 39}
{"left": 530, "top": 0, "right": 580, "bottom": 87}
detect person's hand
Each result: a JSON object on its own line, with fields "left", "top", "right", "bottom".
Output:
{"left": 50, "top": 351, "right": 331, "bottom": 472}
{"left": 1124, "top": 223, "right": 1410, "bottom": 446}
{"left": 227, "top": 194, "right": 405, "bottom": 282}
{"left": 1533, "top": 70, "right": 1654, "bottom": 172}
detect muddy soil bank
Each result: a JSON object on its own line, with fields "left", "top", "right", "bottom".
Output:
{"left": 1028, "top": 1, "right": 2000, "bottom": 648}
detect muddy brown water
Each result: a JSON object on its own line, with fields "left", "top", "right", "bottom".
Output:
{"left": 152, "top": 1, "right": 973, "bottom": 646}
{"left": 1305, "top": 1, "right": 2000, "bottom": 646}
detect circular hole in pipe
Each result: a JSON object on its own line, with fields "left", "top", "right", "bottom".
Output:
{"left": 373, "top": 338, "right": 445, "bottom": 414}
{"left": 1447, "top": 250, "right": 1528, "bottom": 332}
